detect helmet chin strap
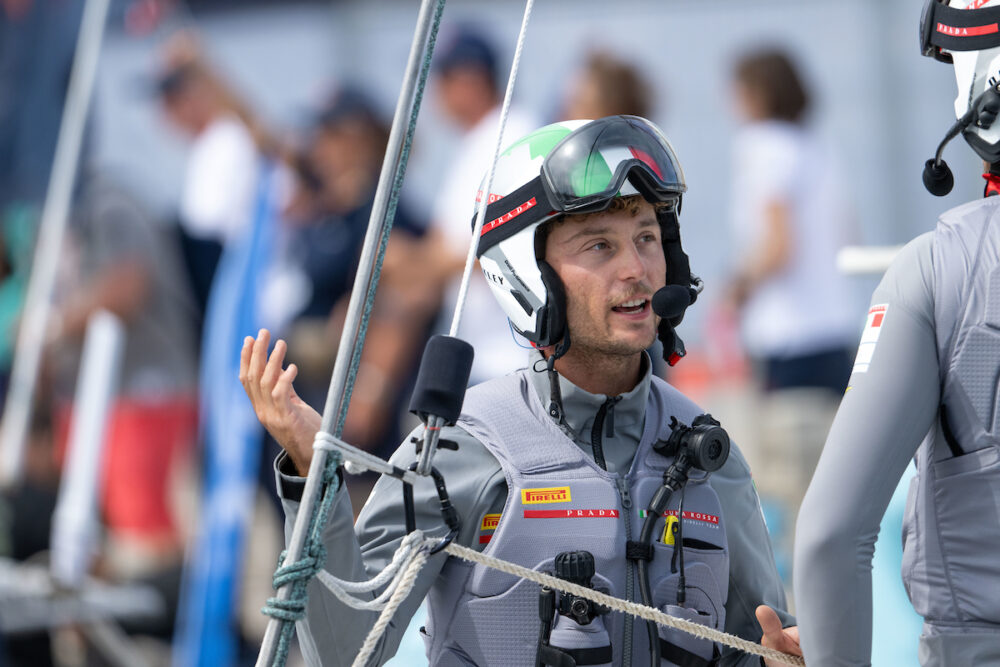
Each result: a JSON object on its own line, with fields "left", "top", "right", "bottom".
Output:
{"left": 545, "top": 330, "right": 571, "bottom": 424}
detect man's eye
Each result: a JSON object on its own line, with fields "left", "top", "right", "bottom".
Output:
{"left": 589, "top": 241, "right": 609, "bottom": 251}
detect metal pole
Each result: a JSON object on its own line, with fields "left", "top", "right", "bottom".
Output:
{"left": 255, "top": 0, "right": 445, "bottom": 662}
{"left": 50, "top": 311, "right": 125, "bottom": 590}
{"left": 836, "top": 245, "right": 903, "bottom": 275}
{"left": 0, "top": 0, "right": 112, "bottom": 488}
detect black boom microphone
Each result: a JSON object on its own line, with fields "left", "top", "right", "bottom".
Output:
{"left": 651, "top": 285, "right": 692, "bottom": 321}
{"left": 923, "top": 86, "right": 1000, "bottom": 196}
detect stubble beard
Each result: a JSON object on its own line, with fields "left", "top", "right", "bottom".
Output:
{"left": 567, "top": 320, "right": 657, "bottom": 368}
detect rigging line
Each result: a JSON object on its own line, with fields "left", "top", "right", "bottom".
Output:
{"left": 352, "top": 543, "right": 431, "bottom": 667}
{"left": 440, "top": 540, "right": 806, "bottom": 667}
{"left": 313, "top": 431, "right": 422, "bottom": 485}
{"left": 344, "top": 535, "right": 805, "bottom": 667}
{"left": 255, "top": 0, "right": 448, "bottom": 664}
{"left": 448, "top": 0, "right": 536, "bottom": 337}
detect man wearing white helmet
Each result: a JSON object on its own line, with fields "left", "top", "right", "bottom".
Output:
{"left": 794, "top": 1, "right": 1000, "bottom": 664}
{"left": 242, "top": 116, "right": 800, "bottom": 666}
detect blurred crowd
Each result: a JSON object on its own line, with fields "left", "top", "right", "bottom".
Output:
{"left": 0, "top": 2, "right": 868, "bottom": 666}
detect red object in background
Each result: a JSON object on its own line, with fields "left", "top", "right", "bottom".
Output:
{"left": 123, "top": 0, "right": 173, "bottom": 37}
{"left": 669, "top": 303, "right": 750, "bottom": 402}
{"left": 56, "top": 398, "right": 197, "bottom": 540}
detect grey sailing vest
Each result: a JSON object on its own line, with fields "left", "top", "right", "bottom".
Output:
{"left": 421, "top": 370, "right": 730, "bottom": 666}
{"left": 903, "top": 196, "right": 1000, "bottom": 626}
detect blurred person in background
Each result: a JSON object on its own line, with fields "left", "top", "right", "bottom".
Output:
{"left": 156, "top": 31, "right": 289, "bottom": 665}
{"left": 401, "top": 25, "right": 539, "bottom": 386}
{"left": 48, "top": 171, "right": 198, "bottom": 630}
{"left": 274, "top": 85, "right": 428, "bottom": 505}
{"left": 722, "top": 47, "right": 858, "bottom": 578}
{"left": 560, "top": 50, "right": 652, "bottom": 121}
{"left": 156, "top": 34, "right": 260, "bottom": 335}
{"left": 795, "top": 0, "right": 1000, "bottom": 663}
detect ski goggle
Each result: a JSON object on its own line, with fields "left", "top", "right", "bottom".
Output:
{"left": 921, "top": 0, "right": 1000, "bottom": 64}
{"left": 476, "top": 115, "right": 686, "bottom": 254}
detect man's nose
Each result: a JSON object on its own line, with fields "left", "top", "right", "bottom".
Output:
{"left": 615, "top": 243, "right": 647, "bottom": 281}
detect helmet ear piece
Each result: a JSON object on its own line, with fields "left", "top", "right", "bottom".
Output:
{"left": 537, "top": 260, "right": 567, "bottom": 348}
{"left": 656, "top": 206, "right": 695, "bottom": 328}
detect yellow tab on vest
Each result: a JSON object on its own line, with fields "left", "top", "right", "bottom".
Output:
{"left": 662, "top": 515, "right": 679, "bottom": 545}
{"left": 480, "top": 513, "right": 501, "bottom": 531}
{"left": 521, "top": 487, "right": 571, "bottom": 504}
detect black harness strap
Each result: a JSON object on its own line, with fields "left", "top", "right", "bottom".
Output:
{"left": 940, "top": 405, "right": 965, "bottom": 458}
{"left": 659, "top": 639, "right": 721, "bottom": 667}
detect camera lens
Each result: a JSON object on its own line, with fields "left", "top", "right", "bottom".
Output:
{"left": 690, "top": 425, "right": 730, "bottom": 472}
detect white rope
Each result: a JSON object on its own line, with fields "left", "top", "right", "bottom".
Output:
{"left": 314, "top": 532, "right": 425, "bottom": 611}
{"left": 334, "top": 530, "right": 803, "bottom": 665}
{"left": 440, "top": 541, "right": 806, "bottom": 667}
{"left": 312, "top": 432, "right": 421, "bottom": 484}
{"left": 352, "top": 542, "right": 431, "bottom": 667}
{"left": 448, "top": 0, "right": 536, "bottom": 336}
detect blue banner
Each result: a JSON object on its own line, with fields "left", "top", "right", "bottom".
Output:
{"left": 173, "top": 164, "right": 278, "bottom": 667}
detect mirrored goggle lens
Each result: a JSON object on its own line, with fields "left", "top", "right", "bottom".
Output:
{"left": 541, "top": 116, "right": 686, "bottom": 212}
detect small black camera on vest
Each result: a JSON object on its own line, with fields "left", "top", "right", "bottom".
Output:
{"left": 654, "top": 414, "right": 730, "bottom": 473}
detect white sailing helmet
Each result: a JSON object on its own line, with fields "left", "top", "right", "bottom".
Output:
{"left": 922, "top": 0, "right": 1000, "bottom": 161}
{"left": 472, "top": 116, "right": 697, "bottom": 359}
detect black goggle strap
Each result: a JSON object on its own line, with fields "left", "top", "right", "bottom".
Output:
{"left": 923, "top": 0, "right": 1000, "bottom": 57}
{"left": 474, "top": 177, "right": 553, "bottom": 258}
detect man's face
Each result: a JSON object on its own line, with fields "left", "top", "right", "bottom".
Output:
{"left": 435, "top": 67, "right": 492, "bottom": 128}
{"left": 544, "top": 200, "right": 665, "bottom": 359}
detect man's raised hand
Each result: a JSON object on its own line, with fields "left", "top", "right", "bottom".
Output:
{"left": 239, "top": 329, "right": 322, "bottom": 476}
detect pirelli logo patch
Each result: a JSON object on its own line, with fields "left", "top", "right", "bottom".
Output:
{"left": 478, "top": 513, "right": 501, "bottom": 545}
{"left": 524, "top": 509, "right": 620, "bottom": 519}
{"left": 521, "top": 487, "right": 571, "bottom": 504}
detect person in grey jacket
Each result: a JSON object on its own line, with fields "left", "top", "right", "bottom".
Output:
{"left": 794, "top": 1, "right": 1000, "bottom": 664}
{"left": 243, "top": 116, "right": 801, "bottom": 666}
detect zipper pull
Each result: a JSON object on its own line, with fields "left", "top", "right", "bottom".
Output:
{"left": 605, "top": 396, "right": 621, "bottom": 439}
{"left": 616, "top": 477, "right": 632, "bottom": 509}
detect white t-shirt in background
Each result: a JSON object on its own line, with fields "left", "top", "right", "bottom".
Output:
{"left": 730, "top": 120, "right": 859, "bottom": 359}
{"left": 432, "top": 105, "right": 539, "bottom": 385}
{"left": 180, "top": 114, "right": 259, "bottom": 243}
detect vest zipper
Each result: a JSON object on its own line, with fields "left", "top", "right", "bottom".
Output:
{"left": 616, "top": 476, "right": 634, "bottom": 667}
{"left": 591, "top": 397, "right": 621, "bottom": 470}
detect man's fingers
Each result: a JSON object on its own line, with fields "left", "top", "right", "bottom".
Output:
{"left": 262, "top": 338, "right": 287, "bottom": 390}
{"left": 248, "top": 328, "right": 271, "bottom": 382}
{"left": 273, "top": 363, "right": 298, "bottom": 402}
{"left": 756, "top": 605, "right": 785, "bottom": 644}
{"left": 239, "top": 335, "right": 254, "bottom": 386}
